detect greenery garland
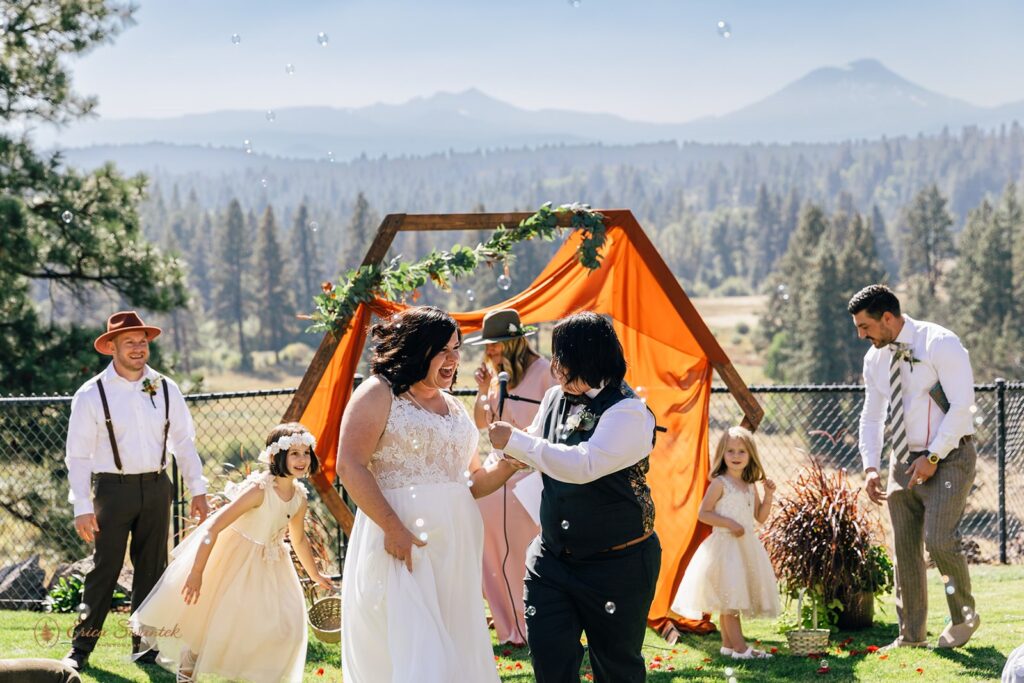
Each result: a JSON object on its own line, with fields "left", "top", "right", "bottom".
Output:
{"left": 308, "top": 203, "right": 606, "bottom": 335}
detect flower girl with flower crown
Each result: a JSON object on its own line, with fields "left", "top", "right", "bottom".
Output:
{"left": 130, "top": 422, "right": 334, "bottom": 682}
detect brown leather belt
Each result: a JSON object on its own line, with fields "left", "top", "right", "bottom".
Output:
{"left": 601, "top": 530, "right": 654, "bottom": 553}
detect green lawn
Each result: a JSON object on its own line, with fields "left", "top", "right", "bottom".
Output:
{"left": 3, "top": 565, "right": 1020, "bottom": 681}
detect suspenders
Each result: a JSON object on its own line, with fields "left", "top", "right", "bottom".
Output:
{"left": 95, "top": 376, "right": 170, "bottom": 473}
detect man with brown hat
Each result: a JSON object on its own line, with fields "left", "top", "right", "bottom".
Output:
{"left": 61, "top": 312, "right": 209, "bottom": 672}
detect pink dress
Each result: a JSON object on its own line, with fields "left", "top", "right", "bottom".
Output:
{"left": 476, "top": 357, "right": 554, "bottom": 645}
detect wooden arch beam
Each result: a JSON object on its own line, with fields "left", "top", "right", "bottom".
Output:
{"left": 284, "top": 210, "right": 763, "bottom": 536}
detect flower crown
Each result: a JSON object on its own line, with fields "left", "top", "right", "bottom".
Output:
{"left": 258, "top": 431, "right": 317, "bottom": 464}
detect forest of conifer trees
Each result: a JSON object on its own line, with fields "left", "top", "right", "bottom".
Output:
{"left": 118, "top": 123, "right": 1024, "bottom": 386}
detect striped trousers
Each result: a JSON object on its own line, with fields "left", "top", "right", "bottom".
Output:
{"left": 886, "top": 438, "right": 977, "bottom": 643}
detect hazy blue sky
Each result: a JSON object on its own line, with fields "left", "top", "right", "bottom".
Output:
{"left": 69, "top": 0, "right": 1024, "bottom": 123}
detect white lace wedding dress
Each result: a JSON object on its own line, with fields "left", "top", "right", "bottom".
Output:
{"left": 341, "top": 391, "right": 499, "bottom": 682}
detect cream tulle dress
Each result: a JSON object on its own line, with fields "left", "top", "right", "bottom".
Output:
{"left": 129, "top": 471, "right": 308, "bottom": 682}
{"left": 671, "top": 476, "right": 780, "bottom": 619}
{"left": 341, "top": 391, "right": 499, "bottom": 683}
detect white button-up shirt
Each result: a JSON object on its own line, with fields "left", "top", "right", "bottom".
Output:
{"left": 502, "top": 384, "right": 656, "bottom": 484}
{"left": 65, "top": 363, "right": 208, "bottom": 516}
{"left": 858, "top": 315, "right": 976, "bottom": 471}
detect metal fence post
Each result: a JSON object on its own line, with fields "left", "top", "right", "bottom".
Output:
{"left": 996, "top": 377, "right": 1007, "bottom": 565}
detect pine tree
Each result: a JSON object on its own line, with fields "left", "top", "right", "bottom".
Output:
{"left": 995, "top": 183, "right": 1024, "bottom": 339}
{"left": 837, "top": 213, "right": 887, "bottom": 380}
{"left": 793, "top": 251, "right": 847, "bottom": 383}
{"left": 869, "top": 204, "right": 898, "bottom": 280}
{"left": 0, "top": 0, "right": 187, "bottom": 394}
{"left": 213, "top": 200, "right": 252, "bottom": 371}
{"left": 750, "top": 184, "right": 780, "bottom": 283}
{"left": 340, "top": 191, "right": 377, "bottom": 272}
{"left": 899, "top": 185, "right": 955, "bottom": 298}
{"left": 948, "top": 191, "right": 1020, "bottom": 378}
{"left": 760, "top": 203, "right": 829, "bottom": 345}
{"left": 254, "top": 205, "right": 294, "bottom": 360}
{"left": 290, "top": 201, "right": 320, "bottom": 315}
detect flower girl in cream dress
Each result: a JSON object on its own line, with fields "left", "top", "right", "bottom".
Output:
{"left": 130, "top": 423, "right": 334, "bottom": 682}
{"left": 671, "top": 426, "right": 780, "bottom": 660}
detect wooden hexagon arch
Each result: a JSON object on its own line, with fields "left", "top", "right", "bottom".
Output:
{"left": 283, "top": 209, "right": 763, "bottom": 631}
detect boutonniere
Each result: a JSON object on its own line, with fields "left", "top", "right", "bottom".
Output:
{"left": 891, "top": 344, "right": 921, "bottom": 371}
{"left": 141, "top": 377, "right": 160, "bottom": 408}
{"left": 564, "top": 407, "right": 598, "bottom": 435}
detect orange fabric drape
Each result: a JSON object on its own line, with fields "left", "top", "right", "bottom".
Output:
{"left": 298, "top": 210, "right": 731, "bottom": 631}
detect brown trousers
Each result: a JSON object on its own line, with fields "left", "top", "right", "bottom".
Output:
{"left": 72, "top": 472, "right": 172, "bottom": 652}
{"left": 886, "top": 438, "right": 977, "bottom": 643}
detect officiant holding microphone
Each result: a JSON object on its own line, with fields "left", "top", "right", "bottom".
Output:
{"left": 469, "top": 309, "right": 556, "bottom": 646}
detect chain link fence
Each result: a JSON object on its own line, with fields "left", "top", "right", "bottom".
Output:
{"left": 2, "top": 382, "right": 1022, "bottom": 609}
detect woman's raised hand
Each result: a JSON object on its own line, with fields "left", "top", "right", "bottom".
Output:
{"left": 474, "top": 364, "right": 493, "bottom": 393}
{"left": 383, "top": 521, "right": 427, "bottom": 572}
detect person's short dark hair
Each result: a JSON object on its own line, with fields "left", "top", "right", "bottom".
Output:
{"left": 370, "top": 306, "right": 461, "bottom": 395}
{"left": 847, "top": 284, "right": 901, "bottom": 319}
{"left": 265, "top": 422, "right": 320, "bottom": 477}
{"left": 551, "top": 311, "right": 627, "bottom": 389}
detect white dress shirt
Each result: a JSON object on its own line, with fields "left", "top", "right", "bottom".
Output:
{"left": 502, "top": 384, "right": 656, "bottom": 484}
{"left": 858, "top": 315, "right": 976, "bottom": 471}
{"left": 65, "top": 363, "right": 208, "bottom": 516}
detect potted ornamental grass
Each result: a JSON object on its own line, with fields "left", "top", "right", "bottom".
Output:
{"left": 762, "top": 458, "right": 894, "bottom": 649}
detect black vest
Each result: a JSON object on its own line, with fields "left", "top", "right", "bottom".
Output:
{"left": 538, "top": 382, "right": 656, "bottom": 559}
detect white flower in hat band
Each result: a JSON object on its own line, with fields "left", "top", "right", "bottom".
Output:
{"left": 508, "top": 323, "right": 519, "bottom": 335}
{"left": 258, "top": 432, "right": 317, "bottom": 463}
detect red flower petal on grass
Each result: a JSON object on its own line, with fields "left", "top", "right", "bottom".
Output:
{"left": 515, "top": 663, "right": 523, "bottom": 670}
{"left": 653, "top": 655, "right": 663, "bottom": 662}
{"left": 770, "top": 647, "right": 778, "bottom": 654}
{"left": 702, "top": 657, "right": 712, "bottom": 663}
{"left": 585, "top": 675, "right": 594, "bottom": 682}
{"left": 695, "top": 666, "right": 704, "bottom": 671}
{"left": 316, "top": 668, "right": 324, "bottom": 676}
{"left": 817, "top": 666, "right": 830, "bottom": 675}
{"left": 879, "top": 654, "right": 889, "bottom": 660}
{"left": 502, "top": 649, "right": 512, "bottom": 656}
{"left": 916, "top": 668, "right": 924, "bottom": 675}
{"left": 866, "top": 645, "right": 879, "bottom": 653}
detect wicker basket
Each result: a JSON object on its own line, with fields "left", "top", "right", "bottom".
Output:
{"left": 308, "top": 595, "right": 342, "bottom": 644}
{"left": 786, "top": 628, "right": 830, "bottom": 656}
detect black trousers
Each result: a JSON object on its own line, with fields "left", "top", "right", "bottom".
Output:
{"left": 73, "top": 472, "right": 172, "bottom": 652}
{"left": 523, "top": 534, "right": 661, "bottom": 683}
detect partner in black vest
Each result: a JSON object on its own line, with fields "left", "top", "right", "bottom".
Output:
{"left": 488, "top": 311, "right": 659, "bottom": 683}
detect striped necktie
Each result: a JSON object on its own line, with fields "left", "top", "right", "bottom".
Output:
{"left": 887, "top": 343, "right": 911, "bottom": 464}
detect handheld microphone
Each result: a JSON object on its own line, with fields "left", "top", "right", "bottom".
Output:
{"left": 497, "top": 371, "right": 510, "bottom": 419}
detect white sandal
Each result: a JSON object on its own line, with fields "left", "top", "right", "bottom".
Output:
{"left": 720, "top": 647, "right": 734, "bottom": 656}
{"left": 731, "top": 646, "right": 772, "bottom": 659}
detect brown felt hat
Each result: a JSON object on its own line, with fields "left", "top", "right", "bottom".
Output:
{"left": 93, "top": 311, "right": 162, "bottom": 354}
{"left": 465, "top": 309, "right": 536, "bottom": 345}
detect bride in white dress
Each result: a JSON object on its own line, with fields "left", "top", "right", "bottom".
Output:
{"left": 338, "top": 306, "right": 522, "bottom": 682}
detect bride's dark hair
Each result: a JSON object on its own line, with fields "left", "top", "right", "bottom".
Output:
{"left": 370, "top": 306, "right": 461, "bottom": 395}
